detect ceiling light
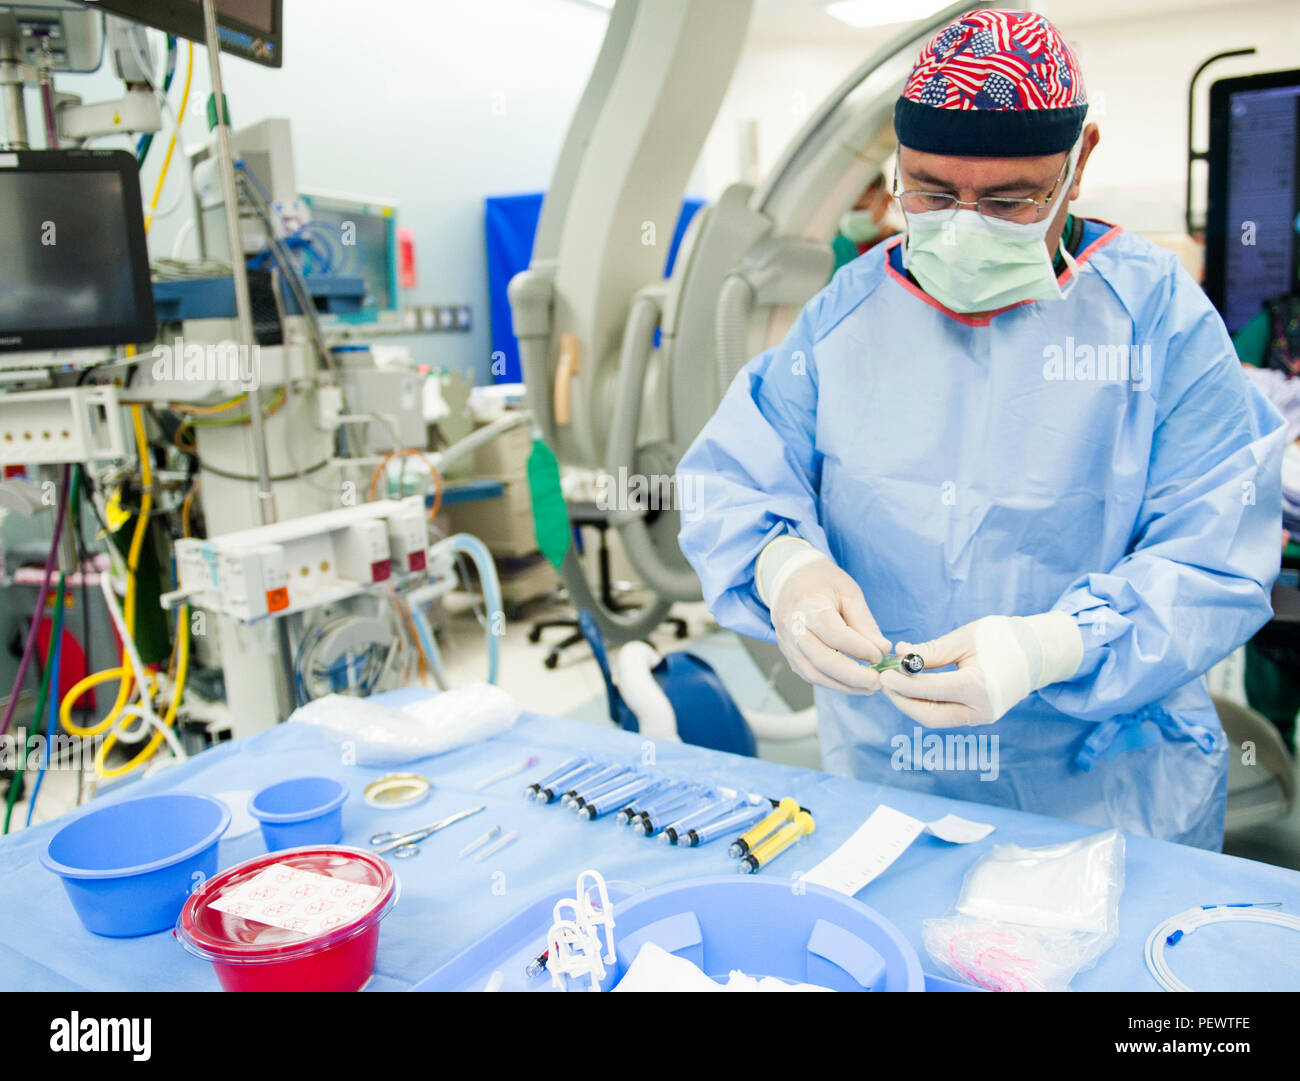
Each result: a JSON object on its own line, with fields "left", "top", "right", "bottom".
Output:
{"left": 825, "top": 0, "right": 950, "bottom": 30}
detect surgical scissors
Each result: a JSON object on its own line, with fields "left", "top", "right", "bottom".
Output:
{"left": 369, "top": 805, "right": 486, "bottom": 857}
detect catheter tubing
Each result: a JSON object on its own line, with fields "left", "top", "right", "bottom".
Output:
{"left": 405, "top": 551, "right": 458, "bottom": 689}
{"left": 1144, "top": 904, "right": 1300, "bottom": 992}
{"left": 416, "top": 533, "right": 505, "bottom": 685}
{"left": 91, "top": 572, "right": 190, "bottom": 777}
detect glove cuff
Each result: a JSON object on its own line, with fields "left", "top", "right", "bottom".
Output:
{"left": 756, "top": 536, "right": 828, "bottom": 608}
{"left": 1021, "top": 611, "right": 1085, "bottom": 689}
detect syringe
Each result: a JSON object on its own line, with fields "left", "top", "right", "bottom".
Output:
{"left": 558, "top": 764, "right": 626, "bottom": 807}
{"left": 618, "top": 784, "right": 699, "bottom": 826}
{"left": 658, "top": 796, "right": 746, "bottom": 845}
{"left": 728, "top": 797, "right": 799, "bottom": 858}
{"left": 533, "top": 761, "right": 603, "bottom": 804}
{"left": 567, "top": 769, "right": 638, "bottom": 809}
{"left": 524, "top": 948, "right": 548, "bottom": 979}
{"left": 738, "top": 811, "right": 815, "bottom": 873}
{"left": 576, "top": 775, "right": 664, "bottom": 820}
{"left": 631, "top": 794, "right": 717, "bottom": 837}
{"left": 524, "top": 756, "right": 586, "bottom": 800}
{"left": 677, "top": 802, "right": 771, "bottom": 847}
{"left": 615, "top": 782, "right": 680, "bottom": 824}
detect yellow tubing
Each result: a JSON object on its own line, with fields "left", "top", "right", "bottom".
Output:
{"left": 94, "top": 604, "right": 189, "bottom": 779}
{"left": 170, "top": 393, "right": 248, "bottom": 416}
{"left": 144, "top": 42, "right": 194, "bottom": 233}
{"left": 66, "top": 49, "right": 197, "bottom": 764}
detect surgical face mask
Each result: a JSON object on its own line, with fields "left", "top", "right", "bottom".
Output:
{"left": 900, "top": 143, "right": 1081, "bottom": 314}
{"left": 839, "top": 210, "right": 881, "bottom": 245}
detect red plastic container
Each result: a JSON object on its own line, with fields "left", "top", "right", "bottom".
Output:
{"left": 176, "top": 846, "right": 398, "bottom": 992}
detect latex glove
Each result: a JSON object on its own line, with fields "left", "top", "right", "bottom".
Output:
{"left": 878, "top": 613, "right": 1083, "bottom": 727}
{"left": 757, "top": 537, "right": 891, "bottom": 694}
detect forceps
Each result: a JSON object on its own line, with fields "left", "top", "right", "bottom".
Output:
{"left": 369, "top": 805, "right": 485, "bottom": 857}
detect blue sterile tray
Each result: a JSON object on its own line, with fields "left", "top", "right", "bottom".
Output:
{"left": 410, "top": 883, "right": 641, "bottom": 992}
{"left": 412, "top": 876, "right": 979, "bottom": 992}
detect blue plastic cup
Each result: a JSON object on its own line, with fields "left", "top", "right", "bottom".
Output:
{"left": 249, "top": 777, "right": 348, "bottom": 851}
{"left": 40, "top": 793, "right": 231, "bottom": 938}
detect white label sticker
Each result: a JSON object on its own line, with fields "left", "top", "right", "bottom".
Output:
{"left": 925, "top": 813, "right": 996, "bottom": 845}
{"left": 801, "top": 805, "right": 993, "bottom": 897}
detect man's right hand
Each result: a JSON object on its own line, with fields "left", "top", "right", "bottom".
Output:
{"left": 768, "top": 556, "right": 892, "bottom": 695}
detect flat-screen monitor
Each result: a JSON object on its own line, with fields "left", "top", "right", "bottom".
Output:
{"left": 1205, "top": 68, "right": 1300, "bottom": 334}
{"left": 90, "top": 0, "right": 282, "bottom": 68}
{"left": 300, "top": 191, "right": 399, "bottom": 325}
{"left": 0, "top": 150, "right": 156, "bottom": 352}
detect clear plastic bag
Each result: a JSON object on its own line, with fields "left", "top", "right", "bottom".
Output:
{"left": 289, "top": 683, "right": 522, "bottom": 766}
{"left": 922, "top": 829, "right": 1125, "bottom": 992}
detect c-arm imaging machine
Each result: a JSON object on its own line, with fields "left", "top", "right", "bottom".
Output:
{"left": 510, "top": 0, "right": 985, "bottom": 702}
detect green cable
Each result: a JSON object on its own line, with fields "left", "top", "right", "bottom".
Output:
{"left": 3, "top": 467, "right": 79, "bottom": 833}
{"left": 181, "top": 386, "right": 287, "bottom": 430}
{"left": 1, "top": 596, "right": 59, "bottom": 833}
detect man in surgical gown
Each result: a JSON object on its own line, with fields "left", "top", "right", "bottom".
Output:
{"left": 676, "top": 9, "right": 1285, "bottom": 850}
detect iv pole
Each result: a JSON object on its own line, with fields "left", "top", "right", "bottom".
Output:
{"left": 199, "top": 0, "right": 295, "bottom": 719}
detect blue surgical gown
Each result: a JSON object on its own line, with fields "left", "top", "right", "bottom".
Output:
{"left": 677, "top": 223, "right": 1285, "bottom": 850}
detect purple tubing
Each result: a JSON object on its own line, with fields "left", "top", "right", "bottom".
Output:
{"left": 0, "top": 464, "right": 71, "bottom": 737}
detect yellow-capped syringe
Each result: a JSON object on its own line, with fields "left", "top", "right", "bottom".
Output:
{"left": 728, "top": 797, "right": 799, "bottom": 859}
{"left": 737, "top": 811, "right": 815, "bottom": 873}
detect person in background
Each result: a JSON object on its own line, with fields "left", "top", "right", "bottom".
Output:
{"left": 832, "top": 175, "right": 901, "bottom": 274}
{"left": 1234, "top": 289, "right": 1300, "bottom": 751}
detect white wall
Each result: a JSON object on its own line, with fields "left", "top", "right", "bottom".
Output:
{"left": 692, "top": 35, "right": 877, "bottom": 198}
{"left": 694, "top": 0, "right": 1300, "bottom": 235}
{"left": 28, "top": 0, "right": 1300, "bottom": 382}
{"left": 1060, "top": 0, "right": 1300, "bottom": 232}
{"left": 39, "top": 0, "right": 609, "bottom": 383}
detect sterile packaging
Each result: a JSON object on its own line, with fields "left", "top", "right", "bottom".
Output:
{"left": 613, "top": 942, "right": 832, "bottom": 992}
{"left": 922, "top": 829, "right": 1125, "bottom": 992}
{"left": 289, "top": 683, "right": 522, "bottom": 765}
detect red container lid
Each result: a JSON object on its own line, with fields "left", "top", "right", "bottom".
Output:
{"left": 177, "top": 846, "right": 397, "bottom": 966}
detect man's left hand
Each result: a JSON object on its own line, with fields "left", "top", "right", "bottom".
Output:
{"left": 878, "top": 613, "right": 1084, "bottom": 728}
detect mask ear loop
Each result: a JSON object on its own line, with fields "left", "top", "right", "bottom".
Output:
{"left": 1056, "top": 241, "right": 1082, "bottom": 297}
{"left": 1049, "top": 137, "right": 1086, "bottom": 298}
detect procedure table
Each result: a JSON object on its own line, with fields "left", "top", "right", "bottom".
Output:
{"left": 3, "top": 694, "right": 1298, "bottom": 991}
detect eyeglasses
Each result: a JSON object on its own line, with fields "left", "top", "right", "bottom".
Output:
{"left": 891, "top": 155, "right": 1070, "bottom": 225}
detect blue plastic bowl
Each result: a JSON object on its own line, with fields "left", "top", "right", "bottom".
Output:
{"left": 248, "top": 776, "right": 347, "bottom": 851}
{"left": 40, "top": 793, "right": 231, "bottom": 938}
{"left": 595, "top": 875, "right": 926, "bottom": 991}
